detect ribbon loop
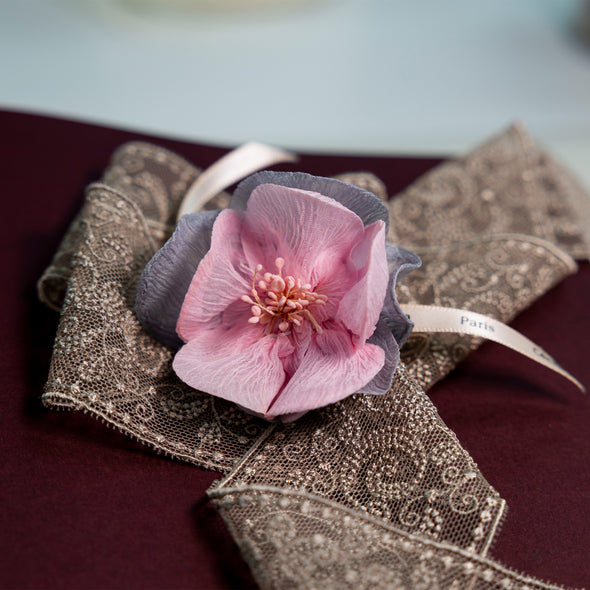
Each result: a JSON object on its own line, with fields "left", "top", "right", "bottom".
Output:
{"left": 177, "top": 141, "right": 298, "bottom": 222}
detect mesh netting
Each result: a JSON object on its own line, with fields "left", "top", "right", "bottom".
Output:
{"left": 37, "top": 129, "right": 586, "bottom": 589}
{"left": 213, "top": 364, "right": 505, "bottom": 555}
{"left": 211, "top": 485, "right": 565, "bottom": 590}
{"left": 39, "top": 143, "right": 268, "bottom": 471}
{"left": 388, "top": 123, "right": 590, "bottom": 261}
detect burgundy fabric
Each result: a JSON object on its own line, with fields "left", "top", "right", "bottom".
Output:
{"left": 1, "top": 109, "right": 588, "bottom": 589}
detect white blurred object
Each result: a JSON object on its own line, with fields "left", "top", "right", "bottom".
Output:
{"left": 1, "top": 0, "right": 590, "bottom": 189}
{"left": 101, "top": 0, "right": 320, "bottom": 14}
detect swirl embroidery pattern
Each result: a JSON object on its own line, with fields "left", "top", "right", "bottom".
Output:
{"left": 211, "top": 487, "right": 563, "bottom": 590}
{"left": 40, "top": 145, "right": 269, "bottom": 471}
{"left": 215, "top": 364, "right": 505, "bottom": 556}
{"left": 388, "top": 123, "right": 589, "bottom": 261}
{"left": 37, "top": 131, "right": 587, "bottom": 589}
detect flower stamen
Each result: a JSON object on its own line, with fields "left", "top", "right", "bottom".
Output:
{"left": 243, "top": 258, "right": 327, "bottom": 335}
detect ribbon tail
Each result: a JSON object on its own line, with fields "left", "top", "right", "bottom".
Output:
{"left": 400, "top": 303, "right": 585, "bottom": 392}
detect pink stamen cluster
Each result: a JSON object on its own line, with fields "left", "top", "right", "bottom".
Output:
{"left": 241, "top": 257, "right": 327, "bottom": 334}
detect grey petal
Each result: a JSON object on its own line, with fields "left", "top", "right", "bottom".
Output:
{"left": 230, "top": 171, "right": 389, "bottom": 230}
{"left": 382, "top": 244, "right": 422, "bottom": 346}
{"left": 135, "top": 210, "right": 220, "bottom": 347}
{"left": 356, "top": 317, "right": 400, "bottom": 395}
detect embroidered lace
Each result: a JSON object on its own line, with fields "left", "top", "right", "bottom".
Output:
{"left": 38, "top": 127, "right": 588, "bottom": 588}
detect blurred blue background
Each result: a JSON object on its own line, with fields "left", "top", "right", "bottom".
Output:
{"left": 2, "top": 0, "right": 590, "bottom": 186}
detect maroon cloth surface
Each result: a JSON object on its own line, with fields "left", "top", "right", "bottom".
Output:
{"left": 1, "top": 109, "right": 588, "bottom": 589}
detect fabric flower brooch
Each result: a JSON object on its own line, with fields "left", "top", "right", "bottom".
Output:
{"left": 135, "top": 172, "right": 420, "bottom": 421}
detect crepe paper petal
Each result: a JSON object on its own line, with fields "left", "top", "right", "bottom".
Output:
{"left": 336, "top": 221, "right": 388, "bottom": 344}
{"left": 356, "top": 317, "right": 400, "bottom": 396}
{"left": 279, "top": 321, "right": 313, "bottom": 380}
{"left": 177, "top": 209, "right": 251, "bottom": 342}
{"left": 267, "top": 328, "right": 385, "bottom": 418}
{"left": 241, "top": 184, "right": 366, "bottom": 280}
{"left": 135, "top": 210, "right": 219, "bottom": 347}
{"left": 136, "top": 166, "right": 421, "bottom": 422}
{"left": 231, "top": 171, "right": 389, "bottom": 230}
{"left": 382, "top": 244, "right": 422, "bottom": 347}
{"left": 173, "top": 324, "right": 290, "bottom": 415}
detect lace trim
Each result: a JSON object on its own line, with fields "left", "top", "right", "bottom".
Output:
{"left": 388, "top": 123, "right": 590, "bottom": 261}
{"left": 37, "top": 130, "right": 586, "bottom": 588}
{"left": 211, "top": 485, "right": 565, "bottom": 590}
{"left": 214, "top": 364, "right": 506, "bottom": 556}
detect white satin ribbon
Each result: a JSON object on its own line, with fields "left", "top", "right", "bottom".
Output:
{"left": 401, "top": 303, "right": 585, "bottom": 392}
{"left": 177, "top": 142, "right": 584, "bottom": 393}
{"left": 177, "top": 141, "right": 298, "bottom": 222}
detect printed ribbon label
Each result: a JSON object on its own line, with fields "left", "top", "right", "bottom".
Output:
{"left": 401, "top": 303, "right": 584, "bottom": 391}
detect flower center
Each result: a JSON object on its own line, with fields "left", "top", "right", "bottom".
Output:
{"left": 241, "top": 257, "right": 327, "bottom": 335}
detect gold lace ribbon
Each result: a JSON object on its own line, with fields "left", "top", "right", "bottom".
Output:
{"left": 38, "top": 126, "right": 589, "bottom": 589}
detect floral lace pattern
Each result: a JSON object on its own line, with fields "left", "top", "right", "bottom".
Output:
{"left": 215, "top": 364, "right": 505, "bottom": 556}
{"left": 211, "top": 486, "right": 564, "bottom": 590}
{"left": 388, "top": 123, "right": 590, "bottom": 261}
{"left": 37, "top": 130, "right": 587, "bottom": 589}
{"left": 40, "top": 144, "right": 269, "bottom": 471}
{"left": 43, "top": 183, "right": 269, "bottom": 470}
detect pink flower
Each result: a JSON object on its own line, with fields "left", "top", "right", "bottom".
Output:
{"left": 135, "top": 172, "right": 419, "bottom": 421}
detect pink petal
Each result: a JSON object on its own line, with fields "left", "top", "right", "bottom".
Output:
{"left": 279, "top": 321, "right": 313, "bottom": 379}
{"left": 241, "top": 184, "right": 366, "bottom": 281}
{"left": 266, "top": 328, "right": 385, "bottom": 418}
{"left": 177, "top": 209, "right": 251, "bottom": 342}
{"left": 173, "top": 324, "right": 292, "bottom": 415}
{"left": 231, "top": 171, "right": 389, "bottom": 230}
{"left": 336, "top": 221, "right": 388, "bottom": 343}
